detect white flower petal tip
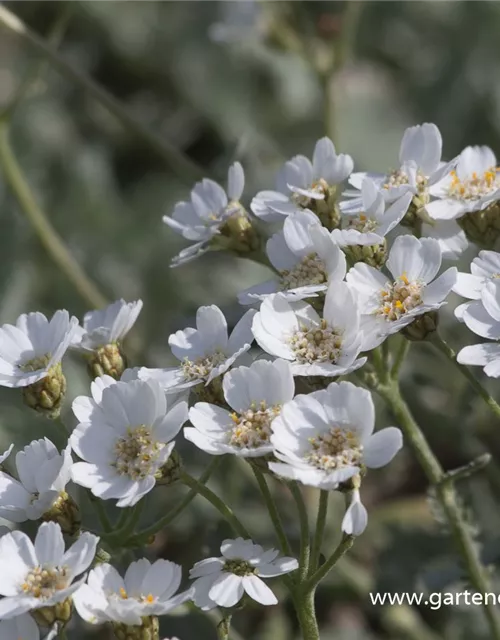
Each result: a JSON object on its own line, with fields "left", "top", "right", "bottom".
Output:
{"left": 74, "top": 299, "right": 143, "bottom": 352}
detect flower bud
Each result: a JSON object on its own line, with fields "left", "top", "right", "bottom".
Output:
{"left": 212, "top": 208, "right": 262, "bottom": 256}
{"left": 402, "top": 310, "right": 439, "bottom": 342}
{"left": 32, "top": 598, "right": 72, "bottom": 628}
{"left": 22, "top": 363, "right": 66, "bottom": 419}
{"left": 344, "top": 241, "right": 387, "bottom": 269}
{"left": 458, "top": 201, "right": 500, "bottom": 249}
{"left": 112, "top": 616, "right": 160, "bottom": 640}
{"left": 42, "top": 491, "right": 81, "bottom": 537}
{"left": 308, "top": 183, "right": 340, "bottom": 231}
{"left": 400, "top": 192, "right": 431, "bottom": 230}
{"left": 88, "top": 343, "right": 127, "bottom": 380}
{"left": 155, "top": 450, "right": 182, "bottom": 486}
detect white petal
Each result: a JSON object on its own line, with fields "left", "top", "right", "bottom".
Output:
{"left": 242, "top": 575, "right": 277, "bottom": 605}
{"left": 342, "top": 490, "right": 368, "bottom": 536}
{"left": 63, "top": 532, "right": 99, "bottom": 578}
{"left": 34, "top": 522, "right": 64, "bottom": 566}
{"left": 208, "top": 573, "right": 244, "bottom": 608}
{"left": 363, "top": 427, "right": 403, "bottom": 468}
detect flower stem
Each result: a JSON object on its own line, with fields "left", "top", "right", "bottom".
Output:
{"left": 288, "top": 481, "right": 310, "bottom": 581}
{"left": 432, "top": 333, "right": 500, "bottom": 420}
{"left": 294, "top": 589, "right": 320, "bottom": 640}
{"left": 88, "top": 492, "right": 112, "bottom": 534}
{"left": 180, "top": 470, "right": 251, "bottom": 538}
{"left": 391, "top": 337, "right": 410, "bottom": 379}
{"left": 304, "top": 534, "right": 355, "bottom": 592}
{"left": 217, "top": 614, "right": 232, "bottom": 640}
{"left": 309, "top": 490, "right": 329, "bottom": 574}
{"left": 376, "top": 379, "right": 500, "bottom": 640}
{"left": 0, "top": 5, "right": 206, "bottom": 184}
{"left": 0, "top": 121, "right": 107, "bottom": 309}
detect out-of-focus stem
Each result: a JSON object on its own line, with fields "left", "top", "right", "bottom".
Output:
{"left": 252, "top": 466, "right": 293, "bottom": 557}
{"left": 288, "top": 481, "right": 310, "bottom": 581}
{"left": 309, "top": 490, "right": 328, "bottom": 573}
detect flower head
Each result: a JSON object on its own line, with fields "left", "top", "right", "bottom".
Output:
{"left": 252, "top": 283, "right": 366, "bottom": 377}
{"left": 190, "top": 538, "right": 298, "bottom": 610}
{"left": 185, "top": 359, "right": 294, "bottom": 457}
{"left": 70, "top": 376, "right": 188, "bottom": 507}
{"left": 0, "top": 522, "right": 98, "bottom": 619}
{"left": 453, "top": 249, "right": 500, "bottom": 320}
{"left": 73, "top": 559, "right": 190, "bottom": 626}
{"left": 0, "top": 439, "right": 73, "bottom": 524}
{"left": 346, "top": 235, "right": 457, "bottom": 349}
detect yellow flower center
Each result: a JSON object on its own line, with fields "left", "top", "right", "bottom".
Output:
{"left": 21, "top": 565, "right": 69, "bottom": 599}
{"left": 288, "top": 319, "right": 343, "bottom": 364}
{"left": 377, "top": 272, "right": 423, "bottom": 321}
{"left": 181, "top": 350, "right": 227, "bottom": 381}
{"left": 347, "top": 213, "right": 379, "bottom": 233}
{"left": 229, "top": 401, "right": 281, "bottom": 449}
{"left": 113, "top": 425, "right": 164, "bottom": 480}
{"left": 448, "top": 167, "right": 500, "bottom": 201}
{"left": 306, "top": 426, "right": 363, "bottom": 471}
{"left": 279, "top": 253, "right": 328, "bottom": 291}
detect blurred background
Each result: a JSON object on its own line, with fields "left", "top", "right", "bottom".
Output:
{"left": 2, "top": 1, "right": 500, "bottom": 638}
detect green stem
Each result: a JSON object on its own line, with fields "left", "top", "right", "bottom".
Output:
{"left": 377, "top": 379, "right": 500, "bottom": 640}
{"left": 304, "top": 534, "right": 355, "bottom": 592}
{"left": 88, "top": 493, "right": 112, "bottom": 534}
{"left": 432, "top": 334, "right": 500, "bottom": 420}
{"left": 0, "top": 5, "right": 206, "bottom": 184}
{"left": 288, "top": 482, "right": 310, "bottom": 581}
{"left": 0, "top": 122, "right": 107, "bottom": 309}
{"left": 309, "top": 490, "right": 329, "bottom": 574}
{"left": 251, "top": 466, "right": 293, "bottom": 557}
{"left": 180, "top": 470, "right": 250, "bottom": 538}
{"left": 217, "top": 614, "right": 232, "bottom": 640}
{"left": 391, "top": 337, "right": 410, "bottom": 379}
{"left": 294, "top": 589, "right": 320, "bottom": 640}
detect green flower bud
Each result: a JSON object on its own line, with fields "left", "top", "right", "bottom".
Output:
{"left": 88, "top": 343, "right": 127, "bottom": 380}
{"left": 32, "top": 597, "right": 72, "bottom": 628}
{"left": 308, "top": 183, "right": 341, "bottom": 231}
{"left": 344, "top": 240, "right": 387, "bottom": 269}
{"left": 401, "top": 310, "right": 439, "bottom": 342}
{"left": 22, "top": 362, "right": 66, "bottom": 419}
{"left": 42, "top": 491, "right": 81, "bottom": 537}
{"left": 211, "top": 208, "right": 262, "bottom": 256}
{"left": 458, "top": 200, "right": 500, "bottom": 249}
{"left": 155, "top": 450, "right": 182, "bottom": 486}
{"left": 112, "top": 616, "right": 159, "bottom": 640}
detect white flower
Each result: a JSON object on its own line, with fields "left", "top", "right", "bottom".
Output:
{"left": 185, "top": 359, "right": 294, "bottom": 457}
{"left": 72, "top": 299, "right": 142, "bottom": 352}
{"left": 426, "top": 146, "right": 500, "bottom": 221}
{"left": 73, "top": 559, "right": 190, "bottom": 626}
{"left": 0, "top": 521, "right": 98, "bottom": 619}
{"left": 139, "top": 306, "right": 256, "bottom": 393}
{"left": 335, "top": 179, "right": 412, "bottom": 246}
{"left": 347, "top": 123, "right": 453, "bottom": 210}
{"left": 453, "top": 250, "right": 500, "bottom": 320}
{"left": 0, "top": 311, "right": 78, "bottom": 388}
{"left": 163, "top": 163, "right": 246, "bottom": 266}
{"left": 0, "top": 615, "right": 40, "bottom": 640}
{"left": 420, "top": 219, "right": 468, "bottom": 261}
{"left": 190, "top": 538, "right": 298, "bottom": 610}
{"left": 252, "top": 284, "right": 366, "bottom": 377}
{"left": 251, "top": 138, "right": 353, "bottom": 222}
{"left": 346, "top": 235, "right": 457, "bottom": 349}
{"left": 0, "top": 439, "right": 73, "bottom": 524}
{"left": 239, "top": 210, "right": 346, "bottom": 304}
{"left": 70, "top": 377, "right": 188, "bottom": 507}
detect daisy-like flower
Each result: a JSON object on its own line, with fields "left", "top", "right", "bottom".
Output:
{"left": 185, "top": 359, "right": 294, "bottom": 457}
{"left": 70, "top": 376, "right": 188, "bottom": 507}
{"left": 73, "top": 559, "right": 190, "bottom": 628}
{"left": 252, "top": 283, "right": 366, "bottom": 377}
{"left": 0, "top": 310, "right": 78, "bottom": 418}
{"left": 163, "top": 163, "right": 258, "bottom": 267}
{"left": 0, "top": 521, "right": 98, "bottom": 620}
{"left": 453, "top": 250, "right": 500, "bottom": 320}
{"left": 190, "top": 538, "right": 298, "bottom": 610}
{"left": 346, "top": 235, "right": 457, "bottom": 349}
{"left": 0, "top": 438, "right": 74, "bottom": 526}
{"left": 0, "top": 615, "right": 41, "bottom": 640}
{"left": 72, "top": 299, "right": 142, "bottom": 379}
{"left": 268, "top": 381, "right": 403, "bottom": 534}
{"left": 239, "top": 210, "right": 346, "bottom": 304}
{"left": 457, "top": 280, "right": 500, "bottom": 377}
{"left": 139, "top": 306, "right": 256, "bottom": 394}
{"left": 251, "top": 137, "right": 353, "bottom": 228}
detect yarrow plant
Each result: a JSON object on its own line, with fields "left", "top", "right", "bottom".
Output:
{"left": 3, "top": 115, "right": 500, "bottom": 640}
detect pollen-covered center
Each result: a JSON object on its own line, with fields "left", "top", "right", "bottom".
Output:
{"left": 223, "top": 559, "right": 256, "bottom": 576}
{"left": 21, "top": 565, "right": 69, "bottom": 599}
{"left": 181, "top": 350, "right": 227, "bottom": 381}
{"left": 448, "top": 168, "right": 500, "bottom": 201}
{"left": 229, "top": 401, "right": 280, "bottom": 449}
{"left": 377, "top": 272, "right": 424, "bottom": 321}
{"left": 291, "top": 178, "right": 328, "bottom": 208}
{"left": 306, "top": 426, "right": 363, "bottom": 471}
{"left": 288, "top": 319, "right": 343, "bottom": 364}
{"left": 383, "top": 168, "right": 427, "bottom": 194}
{"left": 113, "top": 425, "right": 164, "bottom": 479}
{"left": 20, "top": 353, "right": 51, "bottom": 372}
{"left": 279, "top": 253, "right": 328, "bottom": 291}
{"left": 346, "top": 213, "right": 379, "bottom": 233}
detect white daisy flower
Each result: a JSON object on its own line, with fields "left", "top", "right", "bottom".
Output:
{"left": 138, "top": 306, "right": 256, "bottom": 393}
{"left": 453, "top": 250, "right": 500, "bottom": 320}
{"left": 185, "top": 359, "right": 294, "bottom": 457}
{"left": 0, "top": 439, "right": 73, "bottom": 524}
{"left": 163, "top": 163, "right": 250, "bottom": 266}
{"left": 70, "top": 377, "right": 188, "bottom": 507}
{"left": 238, "top": 210, "right": 346, "bottom": 305}
{"left": 251, "top": 137, "right": 353, "bottom": 223}
{"left": 73, "top": 559, "right": 190, "bottom": 626}
{"left": 190, "top": 538, "right": 298, "bottom": 610}
{"left": 0, "top": 310, "right": 78, "bottom": 389}
{"left": 251, "top": 283, "right": 367, "bottom": 377}
{"left": 269, "top": 381, "right": 402, "bottom": 533}
{"left": 346, "top": 235, "right": 457, "bottom": 349}
{"left": 0, "top": 521, "right": 98, "bottom": 619}
{"left": 0, "top": 615, "right": 40, "bottom": 640}
{"left": 426, "top": 146, "right": 500, "bottom": 221}
{"left": 335, "top": 179, "right": 412, "bottom": 246}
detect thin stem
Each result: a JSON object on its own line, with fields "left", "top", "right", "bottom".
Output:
{"left": 0, "top": 5, "right": 206, "bottom": 183}
{"left": 294, "top": 589, "right": 320, "bottom": 640}
{"left": 309, "top": 490, "right": 329, "bottom": 574}
{"left": 89, "top": 492, "right": 112, "bottom": 534}
{"left": 0, "top": 122, "right": 107, "bottom": 309}
{"left": 251, "top": 466, "right": 293, "bottom": 557}
{"left": 304, "top": 534, "right": 355, "bottom": 592}
{"left": 432, "top": 334, "right": 500, "bottom": 420}
{"left": 288, "top": 481, "right": 310, "bottom": 581}
{"left": 391, "top": 337, "right": 410, "bottom": 379}
{"left": 217, "top": 614, "right": 232, "bottom": 640}
{"left": 180, "top": 470, "right": 251, "bottom": 538}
